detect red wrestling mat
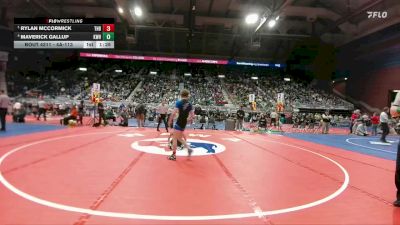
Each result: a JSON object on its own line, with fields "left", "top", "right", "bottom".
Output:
{"left": 8, "top": 115, "right": 94, "bottom": 126}
{"left": 0, "top": 127, "right": 398, "bottom": 225}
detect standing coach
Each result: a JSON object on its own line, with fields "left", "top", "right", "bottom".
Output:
{"left": 391, "top": 92, "right": 400, "bottom": 206}
{"left": 0, "top": 90, "right": 11, "bottom": 131}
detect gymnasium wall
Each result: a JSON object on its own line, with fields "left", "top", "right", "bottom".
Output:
{"left": 336, "top": 23, "right": 400, "bottom": 109}
{"left": 347, "top": 64, "right": 400, "bottom": 109}
{"left": 333, "top": 81, "right": 346, "bottom": 95}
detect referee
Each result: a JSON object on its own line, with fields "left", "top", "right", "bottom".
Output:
{"left": 0, "top": 90, "right": 11, "bottom": 131}
{"left": 380, "top": 107, "right": 390, "bottom": 143}
{"left": 156, "top": 100, "right": 169, "bottom": 132}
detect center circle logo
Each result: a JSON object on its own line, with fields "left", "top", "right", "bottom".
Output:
{"left": 131, "top": 138, "right": 225, "bottom": 156}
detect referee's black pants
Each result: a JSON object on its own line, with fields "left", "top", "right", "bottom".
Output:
{"left": 37, "top": 108, "right": 47, "bottom": 120}
{"left": 381, "top": 122, "right": 389, "bottom": 142}
{"left": 157, "top": 114, "right": 168, "bottom": 131}
{"left": 0, "top": 108, "right": 7, "bottom": 131}
{"left": 98, "top": 112, "right": 107, "bottom": 126}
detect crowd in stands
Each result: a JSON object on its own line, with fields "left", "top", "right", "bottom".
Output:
{"left": 7, "top": 61, "right": 364, "bottom": 134}
{"left": 134, "top": 76, "right": 177, "bottom": 105}
{"left": 7, "top": 60, "right": 353, "bottom": 112}
{"left": 133, "top": 74, "right": 226, "bottom": 106}
{"left": 75, "top": 72, "right": 140, "bottom": 101}
{"left": 225, "top": 78, "right": 259, "bottom": 106}
{"left": 6, "top": 61, "right": 141, "bottom": 102}
{"left": 224, "top": 73, "right": 352, "bottom": 111}
{"left": 182, "top": 76, "right": 225, "bottom": 105}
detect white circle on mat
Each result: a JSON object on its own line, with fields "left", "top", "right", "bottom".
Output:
{"left": 346, "top": 137, "right": 398, "bottom": 154}
{"left": 0, "top": 131, "right": 349, "bottom": 221}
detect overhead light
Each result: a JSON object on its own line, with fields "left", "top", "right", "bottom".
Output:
{"left": 332, "top": 81, "right": 335, "bottom": 83}
{"left": 251, "top": 76, "right": 258, "bottom": 80}
{"left": 115, "top": 69, "right": 122, "bottom": 73}
{"left": 393, "top": 90, "right": 400, "bottom": 92}
{"left": 344, "top": 77, "right": 348, "bottom": 80}
{"left": 150, "top": 71, "right": 157, "bottom": 75}
{"left": 255, "top": 16, "right": 267, "bottom": 32}
{"left": 134, "top": 6, "right": 143, "bottom": 17}
{"left": 275, "top": 15, "right": 280, "bottom": 21}
{"left": 218, "top": 74, "right": 225, "bottom": 78}
{"left": 78, "top": 67, "right": 87, "bottom": 71}
{"left": 268, "top": 19, "right": 276, "bottom": 28}
{"left": 245, "top": 13, "right": 259, "bottom": 25}
{"left": 184, "top": 73, "right": 191, "bottom": 76}
{"left": 275, "top": 63, "right": 280, "bottom": 67}
{"left": 284, "top": 78, "right": 291, "bottom": 81}
{"left": 118, "top": 7, "right": 124, "bottom": 14}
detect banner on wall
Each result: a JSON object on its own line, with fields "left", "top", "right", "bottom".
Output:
{"left": 277, "top": 93, "right": 285, "bottom": 112}
{"left": 251, "top": 101, "right": 257, "bottom": 111}
{"left": 79, "top": 52, "right": 286, "bottom": 67}
{"left": 91, "top": 83, "right": 100, "bottom": 103}
{"left": 277, "top": 93, "right": 284, "bottom": 104}
{"left": 249, "top": 94, "right": 255, "bottom": 103}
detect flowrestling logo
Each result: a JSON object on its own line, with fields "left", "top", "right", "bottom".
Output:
{"left": 130, "top": 138, "right": 225, "bottom": 156}
{"left": 367, "top": 11, "right": 388, "bottom": 19}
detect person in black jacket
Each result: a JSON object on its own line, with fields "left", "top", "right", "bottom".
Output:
{"left": 235, "top": 106, "right": 245, "bottom": 131}
{"left": 119, "top": 108, "right": 129, "bottom": 127}
{"left": 78, "top": 100, "right": 84, "bottom": 125}
{"left": 96, "top": 101, "right": 107, "bottom": 126}
{"left": 136, "top": 103, "right": 146, "bottom": 127}
{"left": 258, "top": 114, "right": 267, "bottom": 130}
{"left": 194, "top": 105, "right": 202, "bottom": 115}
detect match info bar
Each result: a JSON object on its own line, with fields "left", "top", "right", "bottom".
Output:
{"left": 14, "top": 18, "right": 114, "bottom": 49}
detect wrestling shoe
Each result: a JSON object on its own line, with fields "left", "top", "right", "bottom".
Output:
{"left": 178, "top": 144, "right": 186, "bottom": 151}
{"left": 168, "top": 154, "right": 176, "bottom": 161}
{"left": 188, "top": 148, "right": 193, "bottom": 157}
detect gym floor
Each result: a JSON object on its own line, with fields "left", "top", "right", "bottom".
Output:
{"left": 1, "top": 116, "right": 399, "bottom": 225}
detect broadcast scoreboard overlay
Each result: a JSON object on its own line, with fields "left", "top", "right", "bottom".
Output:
{"left": 13, "top": 18, "right": 114, "bottom": 49}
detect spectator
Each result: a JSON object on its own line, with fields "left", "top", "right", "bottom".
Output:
{"left": 78, "top": 100, "right": 85, "bottom": 125}
{"left": 350, "top": 109, "right": 361, "bottom": 134}
{"left": 96, "top": 101, "right": 107, "bottom": 126}
{"left": 37, "top": 97, "right": 47, "bottom": 121}
{"left": 356, "top": 121, "right": 368, "bottom": 136}
{"left": 270, "top": 110, "right": 278, "bottom": 127}
{"left": 278, "top": 113, "right": 285, "bottom": 132}
{"left": 250, "top": 113, "right": 259, "bottom": 131}
{"left": 13, "top": 101, "right": 26, "bottom": 123}
{"left": 236, "top": 106, "right": 245, "bottom": 131}
{"left": 136, "top": 103, "right": 146, "bottom": 127}
{"left": 105, "top": 107, "right": 117, "bottom": 123}
{"left": 371, "top": 112, "right": 380, "bottom": 136}
{"left": 119, "top": 108, "right": 129, "bottom": 127}
{"left": 321, "top": 111, "right": 332, "bottom": 134}
{"left": 61, "top": 106, "right": 78, "bottom": 126}
{"left": 259, "top": 114, "right": 267, "bottom": 130}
